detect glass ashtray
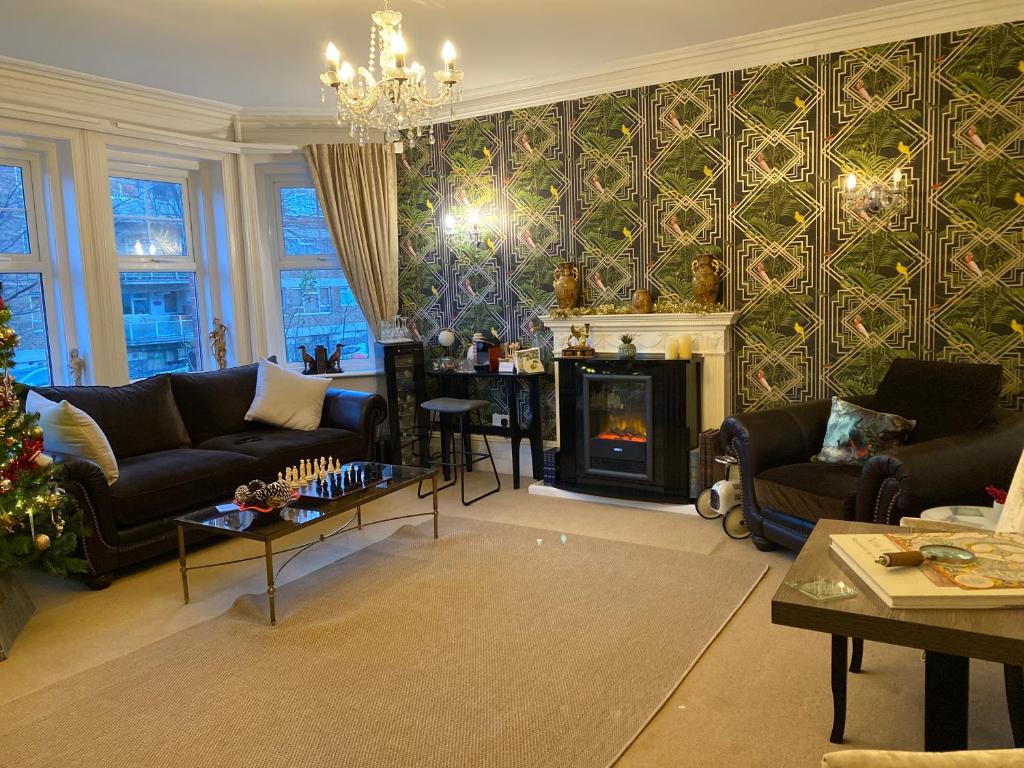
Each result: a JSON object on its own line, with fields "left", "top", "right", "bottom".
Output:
{"left": 786, "top": 577, "right": 859, "bottom": 602}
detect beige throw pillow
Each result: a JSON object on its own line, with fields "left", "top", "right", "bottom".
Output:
{"left": 244, "top": 360, "right": 330, "bottom": 431}
{"left": 27, "top": 390, "right": 119, "bottom": 485}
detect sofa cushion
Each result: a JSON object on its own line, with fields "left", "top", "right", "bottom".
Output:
{"left": 814, "top": 396, "right": 916, "bottom": 466}
{"left": 198, "top": 428, "right": 364, "bottom": 478}
{"left": 755, "top": 462, "right": 864, "bottom": 524}
{"left": 34, "top": 374, "right": 190, "bottom": 459}
{"left": 170, "top": 364, "right": 260, "bottom": 445}
{"left": 109, "top": 448, "right": 260, "bottom": 527}
{"left": 244, "top": 360, "right": 330, "bottom": 431}
{"left": 873, "top": 358, "right": 1002, "bottom": 443}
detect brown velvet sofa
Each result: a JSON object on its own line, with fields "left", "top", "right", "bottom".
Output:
{"left": 719, "top": 359, "right": 1024, "bottom": 552}
{"left": 34, "top": 364, "right": 387, "bottom": 587}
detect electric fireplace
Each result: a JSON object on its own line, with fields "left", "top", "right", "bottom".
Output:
{"left": 556, "top": 354, "right": 701, "bottom": 503}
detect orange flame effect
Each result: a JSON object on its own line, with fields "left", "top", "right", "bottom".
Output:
{"left": 594, "top": 413, "right": 647, "bottom": 443}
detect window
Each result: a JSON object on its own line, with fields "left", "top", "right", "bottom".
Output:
{"left": 0, "top": 165, "right": 30, "bottom": 254}
{"left": 0, "top": 274, "right": 52, "bottom": 385}
{"left": 109, "top": 176, "right": 187, "bottom": 257}
{"left": 274, "top": 185, "right": 371, "bottom": 366}
{"left": 111, "top": 171, "right": 204, "bottom": 379}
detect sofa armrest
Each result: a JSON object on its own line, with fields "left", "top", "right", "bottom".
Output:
{"left": 49, "top": 451, "right": 118, "bottom": 570}
{"left": 857, "top": 411, "right": 1024, "bottom": 525}
{"left": 321, "top": 389, "right": 387, "bottom": 458}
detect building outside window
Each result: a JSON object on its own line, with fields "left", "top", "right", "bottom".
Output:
{"left": 110, "top": 175, "right": 203, "bottom": 379}
{"left": 276, "top": 186, "right": 370, "bottom": 365}
{"left": 0, "top": 161, "right": 55, "bottom": 385}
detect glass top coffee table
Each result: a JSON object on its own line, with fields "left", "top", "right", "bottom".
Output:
{"left": 175, "top": 462, "right": 440, "bottom": 625}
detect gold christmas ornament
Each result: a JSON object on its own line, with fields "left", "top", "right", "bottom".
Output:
{"left": 33, "top": 533, "right": 51, "bottom": 551}
{"left": 0, "top": 478, "right": 11, "bottom": 492}
{"left": 28, "top": 425, "right": 43, "bottom": 439}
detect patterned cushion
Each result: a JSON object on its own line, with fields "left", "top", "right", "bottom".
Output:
{"left": 813, "top": 397, "right": 916, "bottom": 466}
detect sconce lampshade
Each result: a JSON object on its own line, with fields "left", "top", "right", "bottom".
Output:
{"left": 438, "top": 329, "right": 456, "bottom": 348}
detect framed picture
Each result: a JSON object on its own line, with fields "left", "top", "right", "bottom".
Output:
{"left": 513, "top": 347, "right": 544, "bottom": 374}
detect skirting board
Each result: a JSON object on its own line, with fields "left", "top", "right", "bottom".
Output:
{"left": 528, "top": 481, "right": 698, "bottom": 516}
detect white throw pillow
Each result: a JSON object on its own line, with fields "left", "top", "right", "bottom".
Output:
{"left": 244, "top": 360, "right": 330, "bottom": 431}
{"left": 27, "top": 390, "right": 119, "bottom": 485}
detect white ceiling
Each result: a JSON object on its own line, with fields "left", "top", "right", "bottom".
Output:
{"left": 0, "top": 0, "right": 912, "bottom": 110}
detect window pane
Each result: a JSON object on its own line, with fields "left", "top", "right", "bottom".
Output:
{"left": 279, "top": 187, "right": 335, "bottom": 257}
{"left": 0, "top": 274, "right": 52, "bottom": 385}
{"left": 0, "top": 165, "right": 30, "bottom": 255}
{"left": 110, "top": 177, "right": 187, "bottom": 257}
{"left": 280, "top": 269, "right": 369, "bottom": 363}
{"left": 120, "top": 271, "right": 202, "bottom": 379}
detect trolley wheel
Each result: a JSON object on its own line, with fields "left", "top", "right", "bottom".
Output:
{"left": 722, "top": 505, "right": 751, "bottom": 539}
{"left": 696, "top": 488, "right": 721, "bottom": 519}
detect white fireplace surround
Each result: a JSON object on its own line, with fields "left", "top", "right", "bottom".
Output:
{"left": 540, "top": 312, "right": 738, "bottom": 441}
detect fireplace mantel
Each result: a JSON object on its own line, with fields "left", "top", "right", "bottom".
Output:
{"left": 541, "top": 312, "right": 738, "bottom": 438}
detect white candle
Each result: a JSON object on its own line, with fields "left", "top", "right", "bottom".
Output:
{"left": 678, "top": 335, "right": 693, "bottom": 360}
{"left": 665, "top": 337, "right": 679, "bottom": 360}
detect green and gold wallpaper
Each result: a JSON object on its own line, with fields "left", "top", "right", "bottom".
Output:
{"left": 398, "top": 22, "right": 1024, "bottom": 422}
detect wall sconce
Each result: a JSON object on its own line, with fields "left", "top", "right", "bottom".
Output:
{"left": 443, "top": 209, "right": 483, "bottom": 245}
{"left": 842, "top": 169, "right": 906, "bottom": 218}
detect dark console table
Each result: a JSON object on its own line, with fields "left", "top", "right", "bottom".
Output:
{"left": 435, "top": 369, "right": 546, "bottom": 490}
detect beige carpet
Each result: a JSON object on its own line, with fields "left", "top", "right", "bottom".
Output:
{"left": 0, "top": 516, "right": 765, "bottom": 768}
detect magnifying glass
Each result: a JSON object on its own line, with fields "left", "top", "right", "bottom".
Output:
{"left": 875, "top": 544, "right": 976, "bottom": 568}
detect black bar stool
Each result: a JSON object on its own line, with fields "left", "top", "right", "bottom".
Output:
{"left": 417, "top": 397, "right": 500, "bottom": 506}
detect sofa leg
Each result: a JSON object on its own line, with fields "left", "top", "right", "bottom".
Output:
{"left": 752, "top": 534, "right": 779, "bottom": 552}
{"left": 83, "top": 573, "right": 113, "bottom": 591}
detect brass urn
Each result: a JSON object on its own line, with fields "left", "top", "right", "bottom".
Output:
{"left": 552, "top": 262, "right": 580, "bottom": 310}
{"left": 630, "top": 288, "right": 652, "bottom": 314}
{"left": 691, "top": 254, "right": 724, "bottom": 305}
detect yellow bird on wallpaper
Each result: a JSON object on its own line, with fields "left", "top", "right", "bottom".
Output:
{"left": 896, "top": 262, "right": 910, "bottom": 281}
{"left": 794, "top": 96, "right": 807, "bottom": 111}
{"left": 793, "top": 210, "right": 807, "bottom": 227}
{"left": 1014, "top": 192, "right": 1024, "bottom": 206}
{"left": 549, "top": 185, "right": 559, "bottom": 200}
{"left": 1011, "top": 319, "right": 1024, "bottom": 342}
{"left": 620, "top": 124, "right": 632, "bottom": 140}
{"left": 425, "top": 199, "right": 434, "bottom": 212}
{"left": 482, "top": 146, "right": 492, "bottom": 161}
{"left": 793, "top": 322, "right": 807, "bottom": 343}
{"left": 703, "top": 165, "right": 714, "bottom": 178}
{"left": 430, "top": 285, "right": 438, "bottom": 296}
{"left": 486, "top": 238, "right": 496, "bottom": 251}
{"left": 898, "top": 141, "right": 912, "bottom": 160}
{"left": 1018, "top": 60, "right": 1024, "bottom": 74}
{"left": 622, "top": 226, "right": 633, "bottom": 240}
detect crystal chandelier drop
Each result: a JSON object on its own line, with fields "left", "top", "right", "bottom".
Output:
{"left": 319, "top": 1, "right": 464, "bottom": 148}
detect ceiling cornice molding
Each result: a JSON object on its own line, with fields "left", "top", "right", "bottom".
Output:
{"left": 240, "top": 0, "right": 1022, "bottom": 131}
{"left": 0, "top": 56, "right": 240, "bottom": 140}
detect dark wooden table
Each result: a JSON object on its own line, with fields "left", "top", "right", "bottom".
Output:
{"left": 435, "top": 368, "right": 545, "bottom": 490}
{"left": 772, "top": 519, "right": 1024, "bottom": 752}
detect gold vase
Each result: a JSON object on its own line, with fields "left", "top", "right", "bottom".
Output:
{"left": 690, "top": 254, "right": 723, "bottom": 305}
{"left": 553, "top": 262, "right": 580, "bottom": 310}
{"left": 630, "top": 288, "right": 652, "bottom": 314}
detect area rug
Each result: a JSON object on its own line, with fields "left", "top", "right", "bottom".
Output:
{"left": 0, "top": 517, "right": 767, "bottom": 768}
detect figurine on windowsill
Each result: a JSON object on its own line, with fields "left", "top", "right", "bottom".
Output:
{"left": 299, "top": 343, "right": 344, "bottom": 375}
{"left": 299, "top": 345, "right": 316, "bottom": 375}
{"left": 326, "top": 344, "right": 343, "bottom": 374}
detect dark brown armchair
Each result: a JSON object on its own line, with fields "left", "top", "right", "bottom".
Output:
{"left": 719, "top": 359, "right": 1024, "bottom": 551}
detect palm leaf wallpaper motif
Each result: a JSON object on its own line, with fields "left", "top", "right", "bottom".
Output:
{"left": 398, "top": 22, "right": 1024, "bottom": 424}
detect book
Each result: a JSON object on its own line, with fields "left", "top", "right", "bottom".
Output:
{"left": 830, "top": 531, "right": 1024, "bottom": 609}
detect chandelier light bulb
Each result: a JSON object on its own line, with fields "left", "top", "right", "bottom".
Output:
{"left": 442, "top": 40, "right": 456, "bottom": 69}
{"left": 845, "top": 173, "right": 858, "bottom": 192}
{"left": 392, "top": 31, "right": 408, "bottom": 68}
{"left": 339, "top": 61, "right": 355, "bottom": 84}
{"left": 325, "top": 41, "right": 341, "bottom": 68}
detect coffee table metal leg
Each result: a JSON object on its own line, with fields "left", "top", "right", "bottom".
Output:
{"left": 357, "top": 505, "right": 362, "bottom": 530}
{"left": 1004, "top": 665, "right": 1024, "bottom": 748}
{"left": 177, "top": 524, "right": 189, "bottom": 605}
{"left": 924, "top": 651, "right": 969, "bottom": 751}
{"left": 831, "top": 634, "right": 848, "bottom": 744}
{"left": 432, "top": 472, "right": 439, "bottom": 539}
{"left": 850, "top": 637, "right": 864, "bottom": 674}
{"left": 265, "top": 541, "right": 277, "bottom": 626}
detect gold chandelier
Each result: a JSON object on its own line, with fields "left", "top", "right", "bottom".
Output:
{"left": 319, "top": 1, "right": 464, "bottom": 149}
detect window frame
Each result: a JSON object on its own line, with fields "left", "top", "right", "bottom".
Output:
{"left": 264, "top": 172, "right": 377, "bottom": 373}
{"left": 109, "top": 163, "right": 209, "bottom": 379}
{"left": 0, "top": 148, "right": 64, "bottom": 386}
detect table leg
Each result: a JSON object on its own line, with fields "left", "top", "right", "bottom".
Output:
{"left": 850, "top": 638, "right": 864, "bottom": 674}
{"left": 507, "top": 378, "right": 522, "bottom": 489}
{"left": 265, "top": 541, "right": 277, "bottom": 627}
{"left": 1005, "top": 665, "right": 1024, "bottom": 748}
{"left": 528, "top": 376, "right": 543, "bottom": 481}
{"left": 177, "top": 524, "right": 189, "bottom": 605}
{"left": 830, "top": 634, "right": 848, "bottom": 744}
{"left": 440, "top": 413, "right": 452, "bottom": 482}
{"left": 432, "top": 472, "right": 439, "bottom": 539}
{"left": 924, "top": 652, "right": 969, "bottom": 751}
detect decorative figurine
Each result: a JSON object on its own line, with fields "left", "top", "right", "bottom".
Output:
{"left": 630, "top": 288, "right": 653, "bottom": 314}
{"left": 561, "top": 323, "right": 595, "bottom": 358}
{"left": 553, "top": 262, "right": 580, "bottom": 310}
{"left": 209, "top": 318, "right": 228, "bottom": 370}
{"left": 298, "top": 345, "right": 317, "bottom": 375}
{"left": 327, "top": 344, "right": 343, "bottom": 374}
{"left": 691, "top": 254, "right": 724, "bottom": 305}
{"left": 67, "top": 348, "right": 85, "bottom": 385}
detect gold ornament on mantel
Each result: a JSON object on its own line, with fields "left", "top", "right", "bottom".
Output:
{"left": 552, "top": 262, "right": 580, "bottom": 310}
{"left": 630, "top": 288, "right": 652, "bottom": 314}
{"left": 691, "top": 254, "right": 724, "bottom": 305}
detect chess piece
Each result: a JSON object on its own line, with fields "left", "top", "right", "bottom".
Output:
{"left": 278, "top": 472, "right": 284, "bottom": 483}
{"left": 328, "top": 457, "right": 335, "bottom": 474}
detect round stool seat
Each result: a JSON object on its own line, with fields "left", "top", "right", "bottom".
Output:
{"left": 421, "top": 397, "right": 490, "bottom": 414}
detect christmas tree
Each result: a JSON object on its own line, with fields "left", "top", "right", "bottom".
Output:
{"left": 0, "top": 289, "right": 86, "bottom": 577}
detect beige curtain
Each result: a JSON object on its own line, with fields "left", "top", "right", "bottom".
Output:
{"left": 303, "top": 143, "right": 399, "bottom": 338}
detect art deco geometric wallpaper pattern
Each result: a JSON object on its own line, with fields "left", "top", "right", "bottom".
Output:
{"left": 398, "top": 23, "right": 1024, "bottom": 419}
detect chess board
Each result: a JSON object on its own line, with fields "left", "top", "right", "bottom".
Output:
{"left": 294, "top": 462, "right": 393, "bottom": 502}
